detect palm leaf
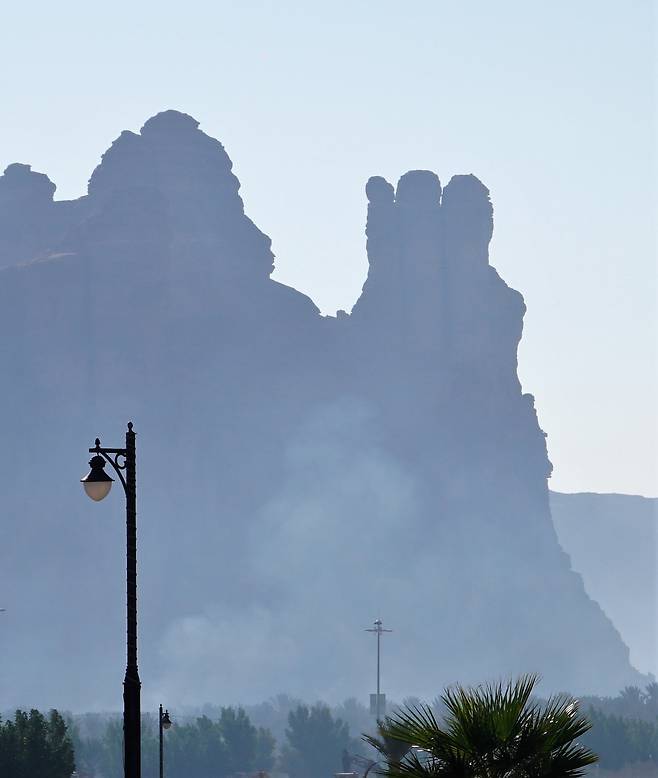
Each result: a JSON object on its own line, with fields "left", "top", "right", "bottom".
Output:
{"left": 363, "top": 676, "right": 598, "bottom": 778}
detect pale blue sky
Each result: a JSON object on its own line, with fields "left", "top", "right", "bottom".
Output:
{"left": 1, "top": 0, "right": 655, "bottom": 495}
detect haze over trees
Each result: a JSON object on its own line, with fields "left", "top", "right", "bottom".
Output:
{"left": 8, "top": 687, "right": 658, "bottom": 777}
{"left": 280, "top": 704, "right": 357, "bottom": 778}
{"left": 0, "top": 110, "right": 645, "bottom": 710}
{"left": 104, "top": 708, "right": 273, "bottom": 778}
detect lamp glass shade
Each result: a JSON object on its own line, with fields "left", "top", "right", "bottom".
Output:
{"left": 81, "top": 454, "right": 114, "bottom": 502}
{"left": 162, "top": 711, "right": 172, "bottom": 730}
{"left": 83, "top": 480, "right": 113, "bottom": 502}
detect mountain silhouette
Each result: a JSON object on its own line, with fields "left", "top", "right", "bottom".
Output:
{"left": 0, "top": 110, "right": 644, "bottom": 710}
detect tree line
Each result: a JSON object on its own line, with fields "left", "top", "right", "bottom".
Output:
{"left": 1, "top": 702, "right": 355, "bottom": 778}
{"left": 72, "top": 702, "right": 356, "bottom": 778}
{"left": 7, "top": 682, "right": 658, "bottom": 776}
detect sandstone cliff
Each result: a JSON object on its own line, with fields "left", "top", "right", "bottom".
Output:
{"left": 0, "top": 110, "right": 643, "bottom": 709}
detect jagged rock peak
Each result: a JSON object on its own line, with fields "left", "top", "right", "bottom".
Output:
{"left": 365, "top": 176, "right": 394, "bottom": 205}
{"left": 366, "top": 171, "right": 491, "bottom": 213}
{"left": 356, "top": 169, "right": 499, "bottom": 328}
{"left": 87, "top": 109, "right": 241, "bottom": 208}
{"left": 441, "top": 174, "right": 493, "bottom": 245}
{"left": 141, "top": 109, "right": 200, "bottom": 137}
{"left": 396, "top": 170, "right": 442, "bottom": 208}
{"left": 0, "top": 163, "right": 56, "bottom": 205}
{"left": 364, "top": 171, "right": 493, "bottom": 248}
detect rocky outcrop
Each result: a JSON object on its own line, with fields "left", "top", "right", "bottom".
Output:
{"left": 0, "top": 163, "right": 75, "bottom": 268}
{"left": 0, "top": 111, "right": 644, "bottom": 711}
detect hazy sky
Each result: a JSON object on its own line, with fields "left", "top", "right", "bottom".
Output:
{"left": 1, "top": 0, "right": 655, "bottom": 496}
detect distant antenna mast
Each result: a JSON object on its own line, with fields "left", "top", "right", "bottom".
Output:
{"left": 365, "top": 618, "right": 392, "bottom": 720}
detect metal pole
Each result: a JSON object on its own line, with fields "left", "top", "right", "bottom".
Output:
{"left": 159, "top": 705, "right": 163, "bottom": 778}
{"left": 366, "top": 619, "right": 392, "bottom": 721}
{"left": 376, "top": 628, "right": 381, "bottom": 720}
{"left": 124, "top": 422, "right": 141, "bottom": 778}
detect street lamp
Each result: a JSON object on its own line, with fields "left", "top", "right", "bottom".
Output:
{"left": 159, "top": 705, "right": 172, "bottom": 778}
{"left": 81, "top": 422, "right": 141, "bottom": 778}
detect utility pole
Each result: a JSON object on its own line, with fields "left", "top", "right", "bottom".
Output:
{"left": 365, "top": 618, "right": 392, "bottom": 720}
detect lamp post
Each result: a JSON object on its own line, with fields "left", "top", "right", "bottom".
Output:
{"left": 81, "top": 422, "right": 140, "bottom": 778}
{"left": 159, "top": 705, "right": 172, "bottom": 778}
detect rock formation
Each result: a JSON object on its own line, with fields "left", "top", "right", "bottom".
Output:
{"left": 0, "top": 110, "right": 644, "bottom": 710}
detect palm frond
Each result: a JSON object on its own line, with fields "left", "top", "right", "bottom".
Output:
{"left": 361, "top": 676, "right": 598, "bottom": 778}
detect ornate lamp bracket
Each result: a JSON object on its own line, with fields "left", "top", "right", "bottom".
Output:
{"left": 90, "top": 438, "right": 129, "bottom": 494}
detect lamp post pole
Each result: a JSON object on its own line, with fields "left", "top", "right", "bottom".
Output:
{"left": 124, "top": 423, "right": 140, "bottom": 778}
{"left": 159, "top": 705, "right": 171, "bottom": 778}
{"left": 81, "top": 422, "right": 140, "bottom": 778}
{"left": 159, "top": 705, "right": 164, "bottom": 778}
